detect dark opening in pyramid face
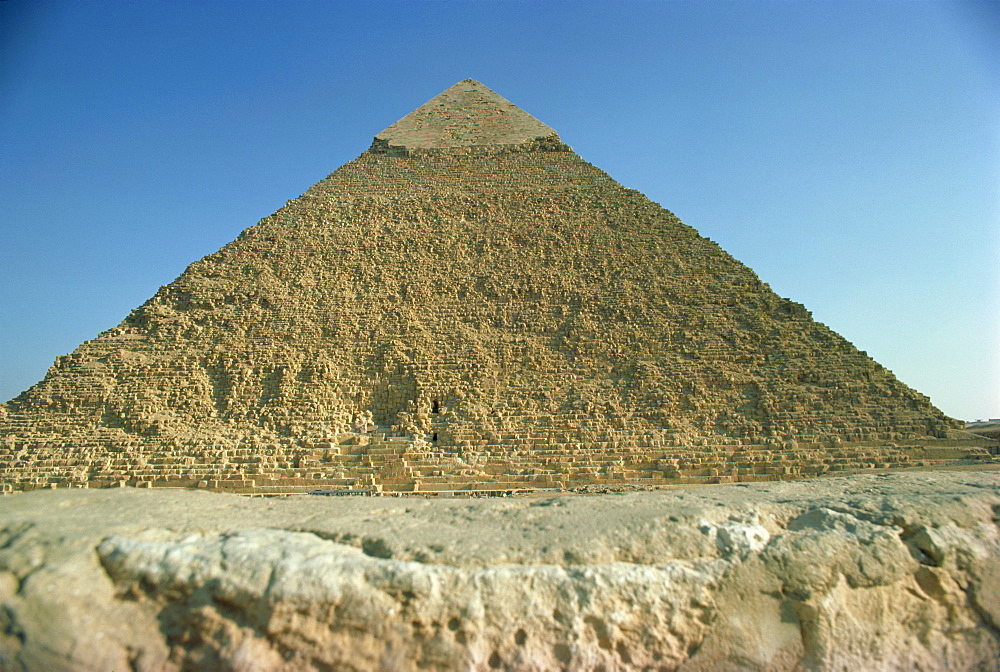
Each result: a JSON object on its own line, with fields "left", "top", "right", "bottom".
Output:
{"left": 0, "top": 80, "right": 966, "bottom": 493}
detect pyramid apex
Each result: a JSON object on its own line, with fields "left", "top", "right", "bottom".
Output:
{"left": 373, "top": 80, "right": 559, "bottom": 151}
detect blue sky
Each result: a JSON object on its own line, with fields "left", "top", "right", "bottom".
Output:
{"left": 1, "top": 0, "right": 997, "bottom": 420}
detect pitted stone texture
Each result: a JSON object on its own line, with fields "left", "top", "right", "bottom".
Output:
{"left": 374, "top": 79, "right": 558, "bottom": 150}
{"left": 0, "top": 470, "right": 997, "bottom": 671}
{"left": 97, "top": 531, "right": 718, "bottom": 671}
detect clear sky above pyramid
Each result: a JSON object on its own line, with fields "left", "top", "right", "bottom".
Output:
{"left": 0, "top": 0, "right": 997, "bottom": 420}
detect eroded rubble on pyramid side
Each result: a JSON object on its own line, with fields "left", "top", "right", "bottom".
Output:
{"left": 0, "top": 81, "right": 992, "bottom": 494}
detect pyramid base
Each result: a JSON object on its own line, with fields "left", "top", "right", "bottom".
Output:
{"left": 3, "top": 430, "right": 994, "bottom": 495}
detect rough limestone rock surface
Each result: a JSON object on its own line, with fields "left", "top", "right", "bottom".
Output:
{"left": 0, "top": 79, "right": 990, "bottom": 495}
{"left": 0, "top": 470, "right": 997, "bottom": 671}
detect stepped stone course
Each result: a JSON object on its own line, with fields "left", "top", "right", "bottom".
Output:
{"left": 0, "top": 79, "right": 991, "bottom": 494}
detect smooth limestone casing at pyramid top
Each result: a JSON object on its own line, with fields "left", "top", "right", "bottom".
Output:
{"left": 0, "top": 80, "right": 983, "bottom": 494}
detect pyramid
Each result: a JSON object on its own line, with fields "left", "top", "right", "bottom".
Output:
{"left": 0, "top": 79, "right": 976, "bottom": 494}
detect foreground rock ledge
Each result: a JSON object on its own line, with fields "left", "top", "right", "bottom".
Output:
{"left": 0, "top": 470, "right": 997, "bottom": 671}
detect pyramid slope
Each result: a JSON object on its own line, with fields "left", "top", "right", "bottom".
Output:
{"left": 0, "top": 82, "right": 976, "bottom": 494}
{"left": 374, "top": 79, "right": 558, "bottom": 150}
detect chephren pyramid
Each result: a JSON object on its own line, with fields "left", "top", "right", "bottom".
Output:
{"left": 0, "top": 79, "right": 973, "bottom": 493}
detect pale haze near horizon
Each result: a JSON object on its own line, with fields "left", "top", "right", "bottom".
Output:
{"left": 1, "top": 0, "right": 997, "bottom": 420}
